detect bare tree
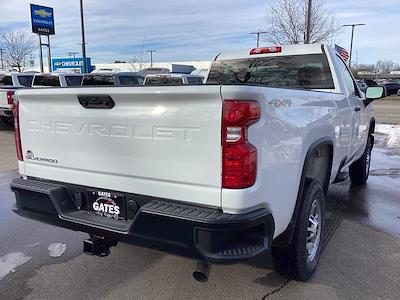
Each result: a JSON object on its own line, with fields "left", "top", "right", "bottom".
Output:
{"left": 0, "top": 31, "right": 35, "bottom": 72}
{"left": 263, "top": 0, "right": 341, "bottom": 45}
{"left": 129, "top": 38, "right": 147, "bottom": 71}
{"left": 356, "top": 64, "right": 375, "bottom": 72}
{"left": 375, "top": 60, "right": 396, "bottom": 74}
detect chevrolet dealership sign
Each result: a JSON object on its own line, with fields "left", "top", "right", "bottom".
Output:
{"left": 30, "top": 4, "right": 55, "bottom": 35}
{"left": 52, "top": 58, "right": 93, "bottom": 73}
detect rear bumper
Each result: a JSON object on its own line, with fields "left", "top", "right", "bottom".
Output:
{"left": 10, "top": 177, "right": 274, "bottom": 263}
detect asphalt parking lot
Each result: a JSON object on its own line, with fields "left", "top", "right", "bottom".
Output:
{"left": 0, "top": 98, "right": 400, "bottom": 299}
{"left": 372, "top": 96, "right": 400, "bottom": 124}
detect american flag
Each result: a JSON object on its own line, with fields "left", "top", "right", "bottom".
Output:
{"left": 335, "top": 44, "right": 350, "bottom": 62}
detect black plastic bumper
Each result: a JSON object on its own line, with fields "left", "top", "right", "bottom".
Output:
{"left": 10, "top": 177, "right": 274, "bottom": 263}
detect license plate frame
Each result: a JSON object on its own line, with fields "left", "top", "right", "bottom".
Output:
{"left": 87, "top": 190, "right": 126, "bottom": 220}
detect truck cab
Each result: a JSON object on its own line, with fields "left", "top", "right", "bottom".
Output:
{"left": 144, "top": 73, "right": 204, "bottom": 85}
{"left": 32, "top": 73, "right": 83, "bottom": 87}
{"left": 82, "top": 73, "right": 144, "bottom": 86}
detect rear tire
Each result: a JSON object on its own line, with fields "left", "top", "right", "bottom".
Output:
{"left": 349, "top": 135, "right": 373, "bottom": 185}
{"left": 271, "top": 179, "right": 325, "bottom": 281}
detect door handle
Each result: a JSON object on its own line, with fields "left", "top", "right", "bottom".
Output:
{"left": 354, "top": 106, "right": 361, "bottom": 112}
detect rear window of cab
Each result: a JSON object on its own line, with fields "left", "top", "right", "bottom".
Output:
{"left": 145, "top": 76, "right": 183, "bottom": 85}
{"left": 18, "top": 75, "right": 34, "bottom": 87}
{"left": 65, "top": 76, "right": 83, "bottom": 86}
{"left": 0, "top": 76, "right": 13, "bottom": 86}
{"left": 207, "top": 54, "right": 334, "bottom": 90}
{"left": 82, "top": 75, "right": 114, "bottom": 86}
{"left": 33, "top": 75, "right": 61, "bottom": 87}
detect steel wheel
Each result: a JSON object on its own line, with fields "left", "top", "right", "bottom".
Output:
{"left": 306, "top": 198, "right": 321, "bottom": 262}
{"left": 365, "top": 144, "right": 372, "bottom": 177}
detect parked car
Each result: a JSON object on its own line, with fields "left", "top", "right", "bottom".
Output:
{"left": 0, "top": 87, "right": 18, "bottom": 126}
{"left": 32, "top": 73, "right": 83, "bottom": 87}
{"left": 382, "top": 82, "right": 400, "bottom": 96}
{"left": 364, "top": 79, "right": 379, "bottom": 87}
{"left": 190, "top": 68, "right": 209, "bottom": 80}
{"left": 0, "top": 72, "right": 35, "bottom": 88}
{"left": 137, "top": 67, "right": 170, "bottom": 77}
{"left": 91, "top": 68, "right": 121, "bottom": 73}
{"left": 0, "top": 72, "right": 35, "bottom": 126}
{"left": 11, "top": 44, "right": 384, "bottom": 282}
{"left": 144, "top": 74, "right": 204, "bottom": 85}
{"left": 82, "top": 72, "right": 144, "bottom": 86}
{"left": 356, "top": 80, "right": 368, "bottom": 93}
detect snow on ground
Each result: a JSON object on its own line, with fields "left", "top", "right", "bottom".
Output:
{"left": 371, "top": 124, "right": 400, "bottom": 176}
{"left": 375, "top": 124, "right": 400, "bottom": 148}
{"left": 0, "top": 252, "right": 32, "bottom": 280}
{"left": 48, "top": 243, "right": 67, "bottom": 258}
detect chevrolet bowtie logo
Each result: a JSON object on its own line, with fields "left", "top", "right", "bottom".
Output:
{"left": 34, "top": 9, "right": 52, "bottom": 18}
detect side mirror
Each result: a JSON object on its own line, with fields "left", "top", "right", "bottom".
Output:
{"left": 364, "top": 87, "right": 386, "bottom": 106}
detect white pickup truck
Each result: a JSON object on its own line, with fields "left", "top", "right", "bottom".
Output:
{"left": 0, "top": 73, "right": 34, "bottom": 126}
{"left": 10, "top": 44, "right": 385, "bottom": 282}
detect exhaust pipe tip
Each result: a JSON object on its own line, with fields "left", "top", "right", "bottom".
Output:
{"left": 193, "top": 261, "right": 211, "bottom": 283}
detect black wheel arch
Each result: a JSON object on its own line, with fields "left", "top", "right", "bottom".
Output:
{"left": 368, "top": 118, "right": 375, "bottom": 135}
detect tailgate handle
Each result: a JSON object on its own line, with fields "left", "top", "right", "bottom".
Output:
{"left": 78, "top": 95, "right": 115, "bottom": 109}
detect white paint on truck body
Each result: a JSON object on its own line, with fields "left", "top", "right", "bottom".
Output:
{"left": 15, "top": 44, "right": 375, "bottom": 238}
{"left": 16, "top": 85, "right": 223, "bottom": 207}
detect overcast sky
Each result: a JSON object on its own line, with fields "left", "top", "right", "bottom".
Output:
{"left": 0, "top": 0, "right": 399, "bottom": 65}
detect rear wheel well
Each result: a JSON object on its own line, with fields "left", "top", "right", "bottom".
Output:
{"left": 304, "top": 144, "right": 333, "bottom": 194}
{"left": 272, "top": 139, "right": 333, "bottom": 247}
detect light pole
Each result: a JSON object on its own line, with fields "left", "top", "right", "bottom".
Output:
{"left": 305, "top": 0, "right": 312, "bottom": 44}
{"left": 342, "top": 23, "right": 365, "bottom": 68}
{"left": 249, "top": 31, "right": 268, "bottom": 47}
{"left": 80, "top": 0, "right": 87, "bottom": 73}
{"left": 147, "top": 50, "right": 156, "bottom": 68}
{"left": 0, "top": 48, "right": 4, "bottom": 70}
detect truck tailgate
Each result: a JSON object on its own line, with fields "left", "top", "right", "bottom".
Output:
{"left": 16, "top": 86, "right": 223, "bottom": 207}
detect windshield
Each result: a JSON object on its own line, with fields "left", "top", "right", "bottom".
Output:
{"left": 207, "top": 54, "right": 334, "bottom": 90}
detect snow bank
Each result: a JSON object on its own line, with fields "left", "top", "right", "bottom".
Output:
{"left": 375, "top": 124, "right": 400, "bottom": 148}
{"left": 0, "top": 252, "right": 32, "bottom": 280}
{"left": 371, "top": 124, "right": 400, "bottom": 173}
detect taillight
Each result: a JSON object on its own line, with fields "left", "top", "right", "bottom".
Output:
{"left": 13, "top": 101, "right": 23, "bottom": 161}
{"left": 222, "top": 100, "right": 260, "bottom": 189}
{"left": 250, "top": 46, "right": 282, "bottom": 55}
{"left": 7, "top": 91, "right": 15, "bottom": 105}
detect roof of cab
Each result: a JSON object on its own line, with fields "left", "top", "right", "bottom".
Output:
{"left": 216, "top": 44, "right": 326, "bottom": 61}
{"left": 34, "top": 73, "right": 81, "bottom": 77}
{"left": 145, "top": 73, "right": 203, "bottom": 78}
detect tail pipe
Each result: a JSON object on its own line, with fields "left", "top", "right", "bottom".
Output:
{"left": 193, "top": 260, "right": 211, "bottom": 283}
